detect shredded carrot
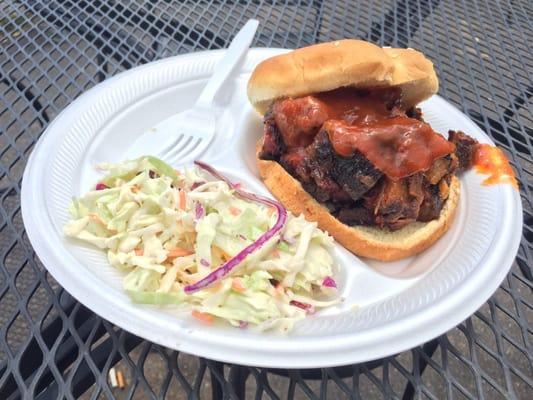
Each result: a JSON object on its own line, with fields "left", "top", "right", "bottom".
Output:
{"left": 134, "top": 248, "right": 144, "bottom": 256}
{"left": 208, "top": 281, "right": 223, "bottom": 293}
{"left": 88, "top": 213, "right": 106, "bottom": 226}
{"left": 229, "top": 206, "right": 241, "bottom": 216}
{"left": 213, "top": 245, "right": 231, "bottom": 262}
{"left": 192, "top": 310, "right": 214, "bottom": 324}
{"left": 231, "top": 278, "right": 246, "bottom": 292}
{"left": 130, "top": 184, "right": 141, "bottom": 193}
{"left": 166, "top": 248, "right": 194, "bottom": 259}
{"left": 178, "top": 189, "right": 187, "bottom": 210}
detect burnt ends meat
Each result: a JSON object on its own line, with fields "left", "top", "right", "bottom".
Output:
{"left": 259, "top": 87, "right": 478, "bottom": 230}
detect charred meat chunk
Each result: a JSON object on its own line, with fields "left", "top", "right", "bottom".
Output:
{"left": 279, "top": 146, "right": 351, "bottom": 203}
{"left": 279, "top": 147, "right": 311, "bottom": 182}
{"left": 406, "top": 107, "right": 424, "bottom": 121}
{"left": 449, "top": 130, "right": 478, "bottom": 171}
{"left": 310, "top": 130, "right": 383, "bottom": 201}
{"left": 258, "top": 87, "right": 480, "bottom": 231}
{"left": 418, "top": 182, "right": 445, "bottom": 222}
{"left": 273, "top": 96, "right": 332, "bottom": 147}
{"left": 259, "top": 112, "right": 286, "bottom": 160}
{"left": 336, "top": 204, "right": 375, "bottom": 226}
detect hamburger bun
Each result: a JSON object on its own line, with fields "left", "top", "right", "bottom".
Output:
{"left": 257, "top": 141, "right": 459, "bottom": 261}
{"left": 250, "top": 41, "right": 457, "bottom": 261}
{"left": 247, "top": 40, "right": 438, "bottom": 114}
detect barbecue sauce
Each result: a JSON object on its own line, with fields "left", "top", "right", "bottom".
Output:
{"left": 272, "top": 87, "right": 399, "bottom": 147}
{"left": 325, "top": 118, "right": 455, "bottom": 179}
{"left": 315, "top": 87, "right": 398, "bottom": 124}
{"left": 474, "top": 143, "right": 518, "bottom": 189}
{"left": 272, "top": 87, "right": 456, "bottom": 179}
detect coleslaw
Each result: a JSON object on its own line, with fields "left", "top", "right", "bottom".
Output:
{"left": 64, "top": 156, "right": 340, "bottom": 332}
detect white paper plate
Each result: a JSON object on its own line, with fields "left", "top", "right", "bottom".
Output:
{"left": 21, "top": 48, "right": 522, "bottom": 368}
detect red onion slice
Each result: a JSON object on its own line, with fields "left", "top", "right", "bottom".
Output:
{"left": 184, "top": 161, "right": 287, "bottom": 294}
{"left": 191, "top": 181, "right": 206, "bottom": 190}
{"left": 194, "top": 203, "right": 205, "bottom": 220}
{"left": 290, "top": 300, "right": 315, "bottom": 314}
{"left": 322, "top": 276, "right": 337, "bottom": 288}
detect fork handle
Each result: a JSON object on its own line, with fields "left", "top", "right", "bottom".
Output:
{"left": 195, "top": 19, "right": 259, "bottom": 108}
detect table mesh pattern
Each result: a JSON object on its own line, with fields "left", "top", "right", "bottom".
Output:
{"left": 0, "top": 1, "right": 531, "bottom": 399}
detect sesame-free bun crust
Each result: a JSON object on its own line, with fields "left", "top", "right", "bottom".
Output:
{"left": 256, "top": 142, "right": 459, "bottom": 261}
{"left": 247, "top": 40, "right": 438, "bottom": 114}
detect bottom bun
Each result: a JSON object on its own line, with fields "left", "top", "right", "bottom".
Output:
{"left": 257, "top": 143, "right": 460, "bottom": 261}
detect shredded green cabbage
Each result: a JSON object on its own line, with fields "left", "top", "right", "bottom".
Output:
{"left": 64, "top": 157, "right": 339, "bottom": 332}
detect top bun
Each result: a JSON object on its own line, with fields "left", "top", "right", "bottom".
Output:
{"left": 247, "top": 40, "right": 438, "bottom": 114}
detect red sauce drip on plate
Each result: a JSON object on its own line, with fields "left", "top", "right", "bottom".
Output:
{"left": 474, "top": 143, "right": 518, "bottom": 189}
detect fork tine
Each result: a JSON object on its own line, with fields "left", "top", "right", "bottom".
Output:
{"left": 171, "top": 137, "right": 201, "bottom": 164}
{"left": 165, "top": 133, "right": 185, "bottom": 154}
{"left": 174, "top": 136, "right": 194, "bottom": 157}
{"left": 173, "top": 137, "right": 196, "bottom": 162}
{"left": 161, "top": 134, "right": 187, "bottom": 160}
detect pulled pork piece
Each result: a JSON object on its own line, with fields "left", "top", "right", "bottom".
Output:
{"left": 418, "top": 179, "right": 448, "bottom": 222}
{"left": 364, "top": 175, "right": 425, "bottom": 230}
{"left": 449, "top": 130, "right": 478, "bottom": 171}
{"left": 424, "top": 155, "right": 457, "bottom": 185}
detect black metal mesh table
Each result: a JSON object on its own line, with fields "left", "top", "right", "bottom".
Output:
{"left": 1, "top": 1, "right": 531, "bottom": 399}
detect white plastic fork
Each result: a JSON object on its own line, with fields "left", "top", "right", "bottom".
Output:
{"left": 125, "top": 19, "right": 259, "bottom": 164}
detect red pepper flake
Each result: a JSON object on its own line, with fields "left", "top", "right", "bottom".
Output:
{"left": 95, "top": 182, "right": 108, "bottom": 190}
